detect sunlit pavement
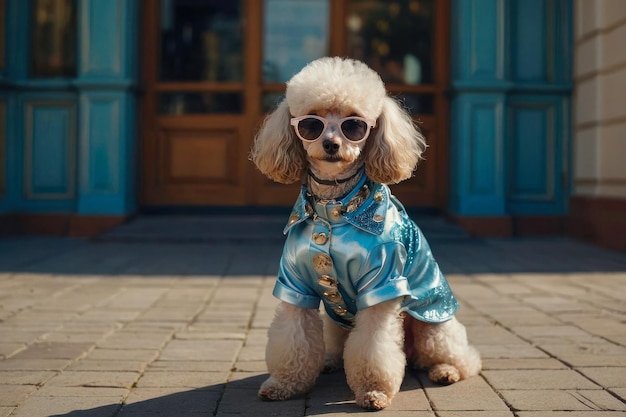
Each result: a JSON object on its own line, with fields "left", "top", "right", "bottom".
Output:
{"left": 1, "top": 215, "right": 625, "bottom": 416}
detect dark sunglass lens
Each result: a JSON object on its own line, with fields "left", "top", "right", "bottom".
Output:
{"left": 341, "top": 119, "right": 368, "bottom": 141}
{"left": 297, "top": 118, "right": 325, "bottom": 140}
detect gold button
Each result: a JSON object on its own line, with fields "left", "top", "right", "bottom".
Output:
{"left": 312, "top": 232, "right": 328, "bottom": 245}
{"left": 374, "top": 192, "right": 384, "bottom": 202}
{"left": 318, "top": 274, "right": 336, "bottom": 287}
{"left": 312, "top": 253, "right": 333, "bottom": 273}
{"left": 323, "top": 290, "right": 342, "bottom": 303}
{"left": 331, "top": 207, "right": 342, "bottom": 218}
{"left": 332, "top": 306, "right": 348, "bottom": 316}
{"left": 373, "top": 214, "right": 384, "bottom": 222}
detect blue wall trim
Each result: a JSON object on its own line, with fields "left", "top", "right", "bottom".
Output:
{"left": 0, "top": 0, "right": 138, "bottom": 216}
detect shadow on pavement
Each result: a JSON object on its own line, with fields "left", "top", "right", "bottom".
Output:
{"left": 1, "top": 214, "right": 626, "bottom": 276}
{"left": 47, "top": 371, "right": 434, "bottom": 416}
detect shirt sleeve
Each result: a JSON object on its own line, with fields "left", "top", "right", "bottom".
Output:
{"left": 272, "top": 247, "right": 321, "bottom": 309}
{"left": 354, "top": 241, "right": 412, "bottom": 310}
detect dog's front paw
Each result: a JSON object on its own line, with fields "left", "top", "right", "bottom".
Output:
{"left": 258, "top": 376, "right": 293, "bottom": 401}
{"left": 428, "top": 363, "right": 461, "bottom": 385}
{"left": 355, "top": 390, "right": 391, "bottom": 411}
{"left": 258, "top": 376, "right": 307, "bottom": 401}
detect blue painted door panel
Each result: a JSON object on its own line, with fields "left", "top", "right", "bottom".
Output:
{"left": 450, "top": 0, "right": 572, "bottom": 217}
{"left": 506, "top": 95, "right": 569, "bottom": 214}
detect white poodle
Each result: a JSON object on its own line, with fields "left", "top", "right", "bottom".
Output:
{"left": 250, "top": 57, "right": 481, "bottom": 411}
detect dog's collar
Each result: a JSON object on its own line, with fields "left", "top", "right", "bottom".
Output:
{"left": 307, "top": 168, "right": 363, "bottom": 186}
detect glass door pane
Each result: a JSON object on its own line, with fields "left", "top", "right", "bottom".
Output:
{"left": 346, "top": 0, "right": 434, "bottom": 85}
{"left": 30, "top": 0, "right": 76, "bottom": 78}
{"left": 263, "top": 0, "right": 329, "bottom": 82}
{"left": 157, "top": 0, "right": 244, "bottom": 114}
{"left": 159, "top": 0, "right": 243, "bottom": 82}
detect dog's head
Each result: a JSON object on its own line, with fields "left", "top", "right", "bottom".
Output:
{"left": 251, "top": 57, "right": 426, "bottom": 185}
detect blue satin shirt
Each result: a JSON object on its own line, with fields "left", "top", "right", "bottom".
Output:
{"left": 273, "top": 174, "right": 459, "bottom": 329}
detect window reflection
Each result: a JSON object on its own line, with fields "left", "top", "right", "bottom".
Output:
{"left": 263, "top": 0, "right": 329, "bottom": 82}
{"left": 31, "top": 0, "right": 76, "bottom": 78}
{"left": 346, "top": 0, "right": 434, "bottom": 85}
{"left": 159, "top": 0, "right": 243, "bottom": 82}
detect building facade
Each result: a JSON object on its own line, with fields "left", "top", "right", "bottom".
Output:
{"left": 0, "top": 0, "right": 624, "bottom": 252}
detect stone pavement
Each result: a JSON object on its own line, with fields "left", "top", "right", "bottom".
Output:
{"left": 1, "top": 215, "right": 626, "bottom": 417}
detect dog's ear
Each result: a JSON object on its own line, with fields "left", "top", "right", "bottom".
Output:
{"left": 364, "top": 96, "right": 427, "bottom": 184}
{"left": 250, "top": 100, "right": 306, "bottom": 184}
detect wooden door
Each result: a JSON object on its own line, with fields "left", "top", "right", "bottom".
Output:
{"left": 140, "top": 0, "right": 449, "bottom": 208}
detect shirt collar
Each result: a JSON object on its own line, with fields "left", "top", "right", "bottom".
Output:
{"left": 283, "top": 175, "right": 390, "bottom": 236}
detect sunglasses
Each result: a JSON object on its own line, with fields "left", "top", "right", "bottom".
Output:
{"left": 290, "top": 115, "right": 376, "bottom": 143}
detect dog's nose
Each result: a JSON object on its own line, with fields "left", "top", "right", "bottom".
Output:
{"left": 323, "top": 139, "right": 340, "bottom": 155}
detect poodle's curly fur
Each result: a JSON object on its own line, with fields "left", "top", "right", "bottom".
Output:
{"left": 251, "top": 57, "right": 426, "bottom": 186}
{"left": 252, "top": 57, "right": 481, "bottom": 411}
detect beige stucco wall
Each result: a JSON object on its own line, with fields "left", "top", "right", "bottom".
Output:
{"left": 574, "top": 0, "right": 626, "bottom": 199}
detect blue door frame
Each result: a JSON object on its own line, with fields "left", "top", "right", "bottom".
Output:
{"left": 449, "top": 0, "right": 573, "bottom": 228}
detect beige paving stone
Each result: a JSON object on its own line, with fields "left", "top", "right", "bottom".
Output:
{"left": 482, "top": 369, "right": 600, "bottom": 390}
{"left": 0, "top": 370, "right": 56, "bottom": 385}
{"left": 147, "top": 360, "right": 232, "bottom": 373}
{"left": 493, "top": 313, "right": 563, "bottom": 326}
{"left": 466, "top": 325, "right": 528, "bottom": 345}
{"left": 78, "top": 310, "right": 142, "bottom": 323}
{"left": 10, "top": 342, "right": 94, "bottom": 360}
{"left": 57, "top": 322, "right": 123, "bottom": 333}
{"left": 521, "top": 296, "right": 598, "bottom": 313}
{"left": 0, "top": 359, "right": 71, "bottom": 371}
{"left": 97, "top": 331, "right": 173, "bottom": 350}
{"left": 174, "top": 331, "right": 246, "bottom": 340}
{"left": 158, "top": 339, "right": 242, "bottom": 362}
{"left": 0, "top": 407, "right": 14, "bottom": 417}
{"left": 235, "top": 344, "right": 266, "bottom": 362}
{"left": 539, "top": 343, "right": 626, "bottom": 367}
{"left": 500, "top": 389, "right": 626, "bottom": 411}
{"left": 46, "top": 371, "right": 140, "bottom": 389}
{"left": 611, "top": 387, "right": 626, "bottom": 400}
{"left": 482, "top": 358, "right": 568, "bottom": 370}
{"left": 226, "top": 371, "right": 267, "bottom": 387}
{"left": 420, "top": 376, "right": 510, "bottom": 411}
{"left": 474, "top": 343, "right": 549, "bottom": 359}
{"left": 9, "top": 310, "right": 79, "bottom": 324}
{"left": 41, "top": 331, "right": 111, "bottom": 344}
{"left": 86, "top": 348, "right": 160, "bottom": 362}
{"left": 9, "top": 395, "right": 121, "bottom": 417}
{"left": 243, "top": 328, "right": 269, "bottom": 345}
{"left": 136, "top": 307, "right": 201, "bottom": 322}
{"left": 67, "top": 359, "right": 148, "bottom": 372}
{"left": 233, "top": 360, "right": 267, "bottom": 372}
{"left": 0, "top": 330, "right": 46, "bottom": 343}
{"left": 0, "top": 343, "right": 26, "bottom": 358}
{"left": 577, "top": 367, "right": 626, "bottom": 388}
{"left": 103, "top": 288, "right": 169, "bottom": 309}
{"left": 34, "top": 386, "right": 128, "bottom": 398}
{"left": 0, "top": 384, "right": 38, "bottom": 406}
{"left": 135, "top": 371, "right": 228, "bottom": 389}
{"left": 511, "top": 325, "right": 592, "bottom": 340}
